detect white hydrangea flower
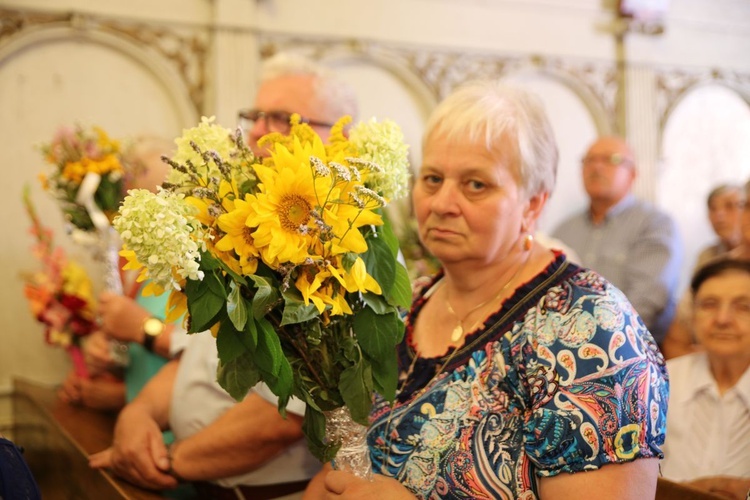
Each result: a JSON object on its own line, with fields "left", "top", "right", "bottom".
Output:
{"left": 349, "top": 118, "right": 411, "bottom": 201}
{"left": 167, "top": 116, "right": 236, "bottom": 186}
{"left": 114, "top": 188, "right": 207, "bottom": 290}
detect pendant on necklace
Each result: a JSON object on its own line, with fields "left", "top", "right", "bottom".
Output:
{"left": 450, "top": 324, "right": 463, "bottom": 342}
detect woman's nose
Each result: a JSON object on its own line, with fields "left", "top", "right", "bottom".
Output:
{"left": 430, "top": 182, "right": 460, "bottom": 214}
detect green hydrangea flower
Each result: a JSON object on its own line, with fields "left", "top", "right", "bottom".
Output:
{"left": 114, "top": 188, "right": 207, "bottom": 290}
{"left": 349, "top": 118, "right": 411, "bottom": 201}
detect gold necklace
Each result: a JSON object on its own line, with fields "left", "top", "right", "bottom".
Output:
{"left": 445, "top": 250, "right": 532, "bottom": 342}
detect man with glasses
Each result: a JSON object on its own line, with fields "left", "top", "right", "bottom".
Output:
{"left": 90, "top": 52, "right": 358, "bottom": 499}
{"left": 552, "top": 136, "right": 682, "bottom": 344}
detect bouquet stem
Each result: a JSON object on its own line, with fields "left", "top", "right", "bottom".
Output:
{"left": 325, "top": 406, "right": 372, "bottom": 480}
{"left": 67, "top": 345, "right": 90, "bottom": 379}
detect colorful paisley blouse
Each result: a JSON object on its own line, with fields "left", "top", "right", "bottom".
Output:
{"left": 367, "top": 255, "right": 668, "bottom": 499}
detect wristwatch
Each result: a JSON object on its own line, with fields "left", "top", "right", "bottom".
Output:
{"left": 142, "top": 317, "right": 165, "bottom": 352}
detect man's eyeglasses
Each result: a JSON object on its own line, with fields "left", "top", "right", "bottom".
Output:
{"left": 581, "top": 153, "right": 633, "bottom": 168}
{"left": 237, "top": 109, "right": 335, "bottom": 133}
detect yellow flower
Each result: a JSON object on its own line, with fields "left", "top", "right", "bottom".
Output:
{"left": 296, "top": 270, "right": 352, "bottom": 316}
{"left": 333, "top": 257, "right": 382, "bottom": 295}
{"left": 325, "top": 116, "right": 357, "bottom": 159}
{"left": 216, "top": 196, "right": 260, "bottom": 275}
{"left": 245, "top": 137, "right": 331, "bottom": 267}
{"left": 165, "top": 288, "right": 188, "bottom": 324}
{"left": 120, "top": 247, "right": 150, "bottom": 284}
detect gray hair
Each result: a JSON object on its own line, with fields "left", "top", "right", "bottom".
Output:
{"left": 707, "top": 183, "right": 744, "bottom": 207}
{"left": 260, "top": 52, "right": 358, "bottom": 121}
{"left": 423, "top": 80, "right": 558, "bottom": 197}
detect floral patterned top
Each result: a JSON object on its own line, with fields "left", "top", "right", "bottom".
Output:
{"left": 367, "top": 254, "right": 668, "bottom": 499}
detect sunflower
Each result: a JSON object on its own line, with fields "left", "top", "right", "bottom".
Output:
{"left": 215, "top": 195, "right": 260, "bottom": 275}
{"left": 245, "top": 136, "right": 333, "bottom": 268}
{"left": 295, "top": 268, "right": 352, "bottom": 316}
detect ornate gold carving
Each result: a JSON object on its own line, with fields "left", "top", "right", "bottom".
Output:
{"left": 656, "top": 68, "right": 750, "bottom": 132}
{"left": 0, "top": 7, "right": 208, "bottom": 114}
{"left": 259, "top": 35, "right": 618, "bottom": 131}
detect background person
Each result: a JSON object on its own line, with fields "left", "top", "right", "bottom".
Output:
{"left": 660, "top": 258, "right": 750, "bottom": 499}
{"left": 88, "top": 52, "right": 357, "bottom": 499}
{"left": 307, "top": 80, "right": 668, "bottom": 499}
{"left": 661, "top": 182, "right": 745, "bottom": 359}
{"left": 58, "top": 135, "right": 186, "bottom": 411}
{"left": 696, "top": 183, "right": 744, "bottom": 268}
{"left": 552, "top": 136, "right": 682, "bottom": 344}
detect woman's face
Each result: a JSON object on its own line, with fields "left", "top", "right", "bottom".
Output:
{"left": 413, "top": 132, "right": 538, "bottom": 267}
{"left": 693, "top": 270, "right": 750, "bottom": 361}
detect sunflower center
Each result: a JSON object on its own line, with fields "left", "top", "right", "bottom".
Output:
{"left": 242, "top": 226, "right": 254, "bottom": 244}
{"left": 279, "top": 194, "right": 312, "bottom": 232}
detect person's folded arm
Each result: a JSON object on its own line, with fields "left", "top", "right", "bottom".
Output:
{"left": 168, "top": 392, "right": 305, "bottom": 481}
{"left": 89, "top": 359, "right": 180, "bottom": 490}
{"left": 538, "top": 458, "right": 659, "bottom": 500}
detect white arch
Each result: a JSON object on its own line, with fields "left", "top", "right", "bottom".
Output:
{"left": 0, "top": 24, "right": 198, "bottom": 126}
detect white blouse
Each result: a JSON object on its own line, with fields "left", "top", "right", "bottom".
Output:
{"left": 661, "top": 353, "right": 750, "bottom": 481}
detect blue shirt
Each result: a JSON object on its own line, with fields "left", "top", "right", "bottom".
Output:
{"left": 367, "top": 255, "right": 668, "bottom": 499}
{"left": 552, "top": 194, "right": 682, "bottom": 343}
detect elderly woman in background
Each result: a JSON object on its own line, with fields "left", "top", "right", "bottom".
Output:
{"left": 306, "top": 80, "right": 668, "bottom": 499}
{"left": 660, "top": 258, "right": 750, "bottom": 499}
{"left": 662, "top": 181, "right": 749, "bottom": 359}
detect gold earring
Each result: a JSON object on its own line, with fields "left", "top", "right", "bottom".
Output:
{"left": 523, "top": 233, "right": 534, "bottom": 251}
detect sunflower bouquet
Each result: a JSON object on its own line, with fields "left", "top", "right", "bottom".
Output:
{"left": 114, "top": 115, "right": 411, "bottom": 467}
{"left": 22, "top": 188, "right": 97, "bottom": 378}
{"left": 39, "top": 124, "right": 126, "bottom": 244}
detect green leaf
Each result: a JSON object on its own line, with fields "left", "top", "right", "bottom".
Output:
{"left": 303, "top": 407, "right": 339, "bottom": 463}
{"left": 198, "top": 250, "right": 222, "bottom": 271}
{"left": 362, "top": 292, "right": 389, "bottom": 314}
{"left": 216, "top": 350, "right": 261, "bottom": 402}
{"left": 186, "top": 272, "right": 227, "bottom": 332}
{"left": 254, "top": 316, "right": 283, "bottom": 376}
{"left": 216, "top": 320, "right": 248, "bottom": 364}
{"left": 247, "top": 274, "right": 279, "bottom": 319}
{"left": 265, "top": 356, "right": 294, "bottom": 415}
{"left": 280, "top": 291, "right": 319, "bottom": 326}
{"left": 362, "top": 236, "right": 395, "bottom": 297}
{"left": 388, "top": 263, "right": 412, "bottom": 309}
{"left": 226, "top": 281, "right": 248, "bottom": 331}
{"left": 242, "top": 310, "right": 258, "bottom": 350}
{"left": 338, "top": 359, "right": 372, "bottom": 425}
{"left": 377, "top": 213, "right": 401, "bottom": 257}
{"left": 354, "top": 308, "right": 404, "bottom": 402}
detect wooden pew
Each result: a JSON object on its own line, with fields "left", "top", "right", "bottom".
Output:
{"left": 12, "top": 377, "right": 166, "bottom": 500}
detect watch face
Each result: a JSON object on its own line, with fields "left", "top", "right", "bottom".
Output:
{"left": 144, "top": 318, "right": 164, "bottom": 336}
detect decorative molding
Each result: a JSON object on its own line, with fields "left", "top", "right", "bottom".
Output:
{"left": 656, "top": 67, "right": 750, "bottom": 132}
{"left": 0, "top": 7, "right": 209, "bottom": 115}
{"left": 259, "top": 35, "right": 619, "bottom": 133}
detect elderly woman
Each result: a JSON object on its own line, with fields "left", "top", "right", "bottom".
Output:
{"left": 662, "top": 181, "right": 749, "bottom": 359}
{"left": 660, "top": 258, "right": 750, "bottom": 499}
{"left": 307, "top": 80, "right": 668, "bottom": 499}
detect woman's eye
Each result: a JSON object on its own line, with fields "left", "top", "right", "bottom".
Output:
{"left": 422, "top": 174, "right": 442, "bottom": 186}
{"left": 466, "top": 180, "right": 486, "bottom": 192}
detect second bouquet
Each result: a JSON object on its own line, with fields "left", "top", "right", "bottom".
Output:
{"left": 113, "top": 115, "right": 411, "bottom": 473}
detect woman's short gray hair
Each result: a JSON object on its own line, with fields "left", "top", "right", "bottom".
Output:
{"left": 423, "top": 80, "right": 558, "bottom": 197}
{"left": 260, "top": 52, "right": 358, "bottom": 121}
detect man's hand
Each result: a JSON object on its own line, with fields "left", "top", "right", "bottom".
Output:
{"left": 89, "top": 402, "right": 177, "bottom": 490}
{"left": 58, "top": 370, "right": 125, "bottom": 411}
{"left": 98, "top": 292, "right": 150, "bottom": 343}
